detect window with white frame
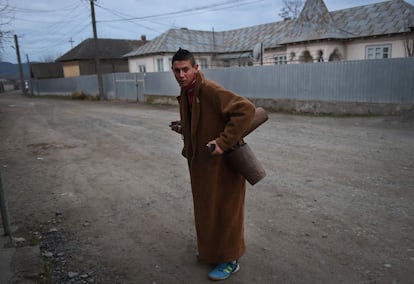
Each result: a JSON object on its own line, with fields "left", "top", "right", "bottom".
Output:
{"left": 157, "top": 58, "right": 164, "bottom": 72}
{"left": 138, "top": 65, "right": 146, "bottom": 73}
{"left": 238, "top": 60, "right": 253, "bottom": 67}
{"left": 199, "top": 58, "right": 208, "bottom": 69}
{"left": 274, "top": 55, "right": 287, "bottom": 64}
{"left": 366, "top": 45, "right": 391, "bottom": 59}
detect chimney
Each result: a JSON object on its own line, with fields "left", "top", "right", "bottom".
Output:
{"left": 141, "top": 35, "right": 147, "bottom": 42}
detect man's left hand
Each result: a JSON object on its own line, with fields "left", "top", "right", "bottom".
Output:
{"left": 207, "top": 140, "right": 224, "bottom": 155}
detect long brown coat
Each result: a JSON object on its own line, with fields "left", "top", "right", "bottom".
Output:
{"left": 177, "top": 71, "right": 255, "bottom": 264}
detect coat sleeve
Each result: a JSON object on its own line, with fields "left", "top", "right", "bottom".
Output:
{"left": 208, "top": 84, "right": 256, "bottom": 151}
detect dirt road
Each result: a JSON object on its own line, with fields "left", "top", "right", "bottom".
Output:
{"left": 1, "top": 92, "right": 413, "bottom": 283}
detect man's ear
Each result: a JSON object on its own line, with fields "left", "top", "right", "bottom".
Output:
{"left": 194, "top": 64, "right": 199, "bottom": 70}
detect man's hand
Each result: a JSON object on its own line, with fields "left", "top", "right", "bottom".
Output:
{"left": 169, "top": 121, "right": 182, "bottom": 134}
{"left": 207, "top": 140, "right": 224, "bottom": 155}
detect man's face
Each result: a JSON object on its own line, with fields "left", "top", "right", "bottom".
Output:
{"left": 172, "top": 60, "right": 198, "bottom": 88}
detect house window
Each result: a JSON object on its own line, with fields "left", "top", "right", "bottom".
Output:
{"left": 199, "top": 58, "right": 208, "bottom": 69}
{"left": 168, "top": 58, "right": 172, "bottom": 68}
{"left": 366, "top": 45, "right": 391, "bottom": 59}
{"left": 138, "top": 65, "right": 146, "bottom": 73}
{"left": 157, "top": 58, "right": 164, "bottom": 72}
{"left": 274, "top": 55, "right": 287, "bottom": 64}
{"left": 238, "top": 61, "right": 247, "bottom": 67}
{"left": 238, "top": 60, "right": 253, "bottom": 67}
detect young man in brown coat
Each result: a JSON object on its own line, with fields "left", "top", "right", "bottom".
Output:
{"left": 170, "top": 48, "right": 255, "bottom": 281}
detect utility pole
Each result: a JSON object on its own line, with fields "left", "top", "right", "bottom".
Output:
{"left": 90, "top": 0, "right": 104, "bottom": 100}
{"left": 261, "top": 42, "right": 264, "bottom": 66}
{"left": 26, "top": 54, "right": 33, "bottom": 96}
{"left": 0, "top": 172, "right": 12, "bottom": 237}
{"left": 69, "top": 37, "right": 74, "bottom": 48}
{"left": 14, "top": 34, "right": 26, "bottom": 95}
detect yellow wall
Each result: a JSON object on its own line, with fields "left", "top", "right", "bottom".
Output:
{"left": 63, "top": 62, "right": 80, "bottom": 77}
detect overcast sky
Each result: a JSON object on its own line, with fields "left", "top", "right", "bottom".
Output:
{"left": 2, "top": 0, "right": 413, "bottom": 63}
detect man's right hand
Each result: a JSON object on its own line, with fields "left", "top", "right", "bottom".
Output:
{"left": 169, "top": 121, "right": 182, "bottom": 134}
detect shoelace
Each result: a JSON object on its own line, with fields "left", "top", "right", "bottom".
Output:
{"left": 216, "top": 262, "right": 236, "bottom": 273}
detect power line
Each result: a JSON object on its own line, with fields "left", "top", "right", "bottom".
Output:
{"left": 3, "top": 0, "right": 276, "bottom": 63}
{"left": 7, "top": 1, "right": 92, "bottom": 61}
{"left": 97, "top": 0, "right": 264, "bottom": 23}
{"left": 93, "top": 0, "right": 266, "bottom": 42}
{"left": 95, "top": 5, "right": 164, "bottom": 34}
{"left": 7, "top": 0, "right": 81, "bottom": 14}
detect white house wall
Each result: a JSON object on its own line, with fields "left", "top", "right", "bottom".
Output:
{"left": 129, "top": 57, "right": 155, "bottom": 73}
{"left": 129, "top": 54, "right": 214, "bottom": 73}
{"left": 258, "top": 36, "right": 410, "bottom": 65}
{"left": 128, "top": 35, "right": 413, "bottom": 72}
{"left": 129, "top": 56, "right": 173, "bottom": 73}
{"left": 284, "top": 42, "right": 346, "bottom": 63}
{"left": 346, "top": 36, "right": 409, "bottom": 60}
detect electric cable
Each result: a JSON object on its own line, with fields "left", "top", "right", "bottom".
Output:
{"left": 96, "top": 0, "right": 264, "bottom": 22}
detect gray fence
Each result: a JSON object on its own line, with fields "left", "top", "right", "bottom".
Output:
{"left": 204, "top": 58, "right": 414, "bottom": 104}
{"left": 31, "top": 58, "right": 414, "bottom": 110}
{"left": 33, "top": 74, "right": 98, "bottom": 96}
{"left": 103, "top": 73, "right": 145, "bottom": 101}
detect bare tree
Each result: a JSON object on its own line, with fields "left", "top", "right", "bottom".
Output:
{"left": 299, "top": 50, "right": 313, "bottom": 63}
{"left": 404, "top": 36, "right": 414, "bottom": 57}
{"left": 279, "top": 0, "right": 304, "bottom": 20}
{"left": 39, "top": 55, "right": 56, "bottom": 63}
{"left": 329, "top": 48, "right": 342, "bottom": 61}
{"left": 39, "top": 52, "right": 62, "bottom": 63}
{"left": 0, "top": 1, "right": 13, "bottom": 57}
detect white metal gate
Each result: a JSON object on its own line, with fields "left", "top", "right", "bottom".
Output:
{"left": 114, "top": 73, "right": 144, "bottom": 102}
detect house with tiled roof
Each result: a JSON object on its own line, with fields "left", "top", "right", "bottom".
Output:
{"left": 56, "top": 37, "right": 147, "bottom": 77}
{"left": 125, "top": 0, "right": 414, "bottom": 73}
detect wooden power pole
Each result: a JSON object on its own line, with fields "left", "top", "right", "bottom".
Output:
{"left": 14, "top": 34, "right": 27, "bottom": 95}
{"left": 90, "top": 0, "right": 104, "bottom": 100}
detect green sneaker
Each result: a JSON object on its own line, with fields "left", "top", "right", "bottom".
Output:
{"left": 208, "top": 261, "right": 240, "bottom": 281}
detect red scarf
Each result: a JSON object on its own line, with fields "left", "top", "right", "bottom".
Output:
{"left": 182, "top": 75, "right": 197, "bottom": 108}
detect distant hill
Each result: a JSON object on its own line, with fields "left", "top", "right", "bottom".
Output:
{"left": 0, "top": 61, "right": 31, "bottom": 81}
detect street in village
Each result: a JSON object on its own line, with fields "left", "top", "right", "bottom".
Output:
{"left": 1, "top": 92, "right": 413, "bottom": 283}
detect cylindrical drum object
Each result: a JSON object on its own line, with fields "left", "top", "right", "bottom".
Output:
{"left": 225, "top": 143, "right": 266, "bottom": 186}
{"left": 243, "top": 107, "right": 268, "bottom": 138}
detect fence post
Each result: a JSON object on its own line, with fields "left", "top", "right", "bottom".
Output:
{"left": 0, "top": 172, "right": 11, "bottom": 237}
{"left": 113, "top": 73, "right": 117, "bottom": 100}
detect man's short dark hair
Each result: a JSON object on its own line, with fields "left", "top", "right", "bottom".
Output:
{"left": 172, "top": 48, "right": 196, "bottom": 66}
